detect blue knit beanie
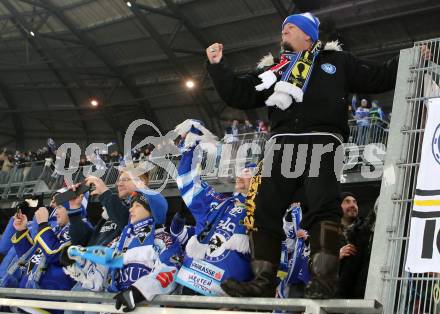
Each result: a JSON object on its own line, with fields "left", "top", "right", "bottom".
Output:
{"left": 282, "top": 12, "right": 320, "bottom": 42}
{"left": 131, "top": 189, "right": 168, "bottom": 225}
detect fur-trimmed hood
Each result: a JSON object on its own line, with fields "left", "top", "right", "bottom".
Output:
{"left": 257, "top": 40, "right": 343, "bottom": 69}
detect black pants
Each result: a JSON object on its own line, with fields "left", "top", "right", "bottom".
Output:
{"left": 252, "top": 134, "right": 343, "bottom": 263}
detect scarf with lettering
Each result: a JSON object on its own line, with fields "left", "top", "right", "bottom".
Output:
{"left": 256, "top": 41, "right": 321, "bottom": 110}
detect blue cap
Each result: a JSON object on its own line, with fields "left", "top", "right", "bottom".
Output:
{"left": 282, "top": 12, "right": 320, "bottom": 42}
{"left": 131, "top": 189, "right": 168, "bottom": 225}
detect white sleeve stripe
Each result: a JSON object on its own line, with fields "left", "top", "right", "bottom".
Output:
{"left": 182, "top": 184, "right": 204, "bottom": 206}
{"left": 176, "top": 169, "right": 199, "bottom": 189}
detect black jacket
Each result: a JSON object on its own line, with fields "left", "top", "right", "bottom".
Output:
{"left": 68, "top": 190, "right": 129, "bottom": 246}
{"left": 207, "top": 49, "right": 398, "bottom": 139}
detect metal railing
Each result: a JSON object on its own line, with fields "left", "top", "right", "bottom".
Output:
{"left": 0, "top": 133, "right": 270, "bottom": 200}
{"left": 347, "top": 117, "right": 389, "bottom": 147}
{"left": 0, "top": 288, "right": 382, "bottom": 314}
{"left": 0, "top": 128, "right": 391, "bottom": 201}
{"left": 365, "top": 38, "right": 440, "bottom": 313}
{"left": 0, "top": 160, "right": 54, "bottom": 200}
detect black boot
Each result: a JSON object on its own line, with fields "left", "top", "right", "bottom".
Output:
{"left": 220, "top": 231, "right": 279, "bottom": 297}
{"left": 221, "top": 260, "right": 278, "bottom": 297}
{"left": 304, "top": 220, "right": 342, "bottom": 299}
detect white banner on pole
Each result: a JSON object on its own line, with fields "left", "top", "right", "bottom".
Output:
{"left": 405, "top": 74, "right": 440, "bottom": 273}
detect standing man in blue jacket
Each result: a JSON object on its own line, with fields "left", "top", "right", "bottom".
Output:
{"left": 205, "top": 12, "right": 399, "bottom": 298}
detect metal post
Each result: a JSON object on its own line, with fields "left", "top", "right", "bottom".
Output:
{"left": 365, "top": 48, "right": 412, "bottom": 306}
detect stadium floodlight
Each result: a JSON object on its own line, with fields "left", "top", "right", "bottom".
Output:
{"left": 186, "top": 80, "right": 195, "bottom": 89}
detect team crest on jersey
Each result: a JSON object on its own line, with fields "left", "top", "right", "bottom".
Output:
{"left": 321, "top": 63, "right": 336, "bottom": 75}
{"left": 137, "top": 226, "right": 152, "bottom": 244}
{"left": 27, "top": 248, "right": 44, "bottom": 274}
{"left": 432, "top": 123, "right": 440, "bottom": 165}
{"left": 205, "top": 229, "right": 230, "bottom": 262}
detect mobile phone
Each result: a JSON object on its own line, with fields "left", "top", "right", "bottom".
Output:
{"left": 15, "top": 200, "right": 29, "bottom": 214}
{"left": 54, "top": 183, "right": 90, "bottom": 206}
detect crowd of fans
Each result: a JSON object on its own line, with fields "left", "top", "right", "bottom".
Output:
{"left": 0, "top": 120, "right": 376, "bottom": 313}
{"left": 0, "top": 146, "right": 56, "bottom": 173}
{"left": 0, "top": 140, "right": 157, "bottom": 176}
{"left": 347, "top": 97, "right": 390, "bottom": 146}
{"left": 223, "top": 119, "right": 269, "bottom": 143}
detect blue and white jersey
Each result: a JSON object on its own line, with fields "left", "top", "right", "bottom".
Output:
{"left": 110, "top": 218, "right": 162, "bottom": 292}
{"left": 0, "top": 215, "right": 57, "bottom": 288}
{"left": 355, "top": 107, "right": 370, "bottom": 126}
{"left": 175, "top": 144, "right": 252, "bottom": 296}
{"left": 69, "top": 217, "right": 182, "bottom": 301}
{"left": 11, "top": 222, "right": 75, "bottom": 290}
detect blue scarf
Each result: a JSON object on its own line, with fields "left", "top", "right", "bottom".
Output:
{"left": 108, "top": 217, "right": 156, "bottom": 291}
{"left": 276, "top": 205, "right": 310, "bottom": 299}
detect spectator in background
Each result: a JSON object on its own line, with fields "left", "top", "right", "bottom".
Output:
{"left": 22, "top": 151, "right": 35, "bottom": 180}
{"left": 0, "top": 148, "right": 8, "bottom": 170}
{"left": 340, "top": 192, "right": 358, "bottom": 230}
{"left": 347, "top": 105, "right": 355, "bottom": 120}
{"left": 224, "top": 119, "right": 240, "bottom": 143}
{"left": 1, "top": 154, "right": 13, "bottom": 172}
{"left": 369, "top": 100, "right": 386, "bottom": 121}
{"left": 47, "top": 138, "right": 57, "bottom": 154}
{"left": 338, "top": 192, "right": 376, "bottom": 299}
{"left": 368, "top": 100, "right": 387, "bottom": 143}
{"left": 0, "top": 147, "right": 6, "bottom": 158}
{"left": 256, "top": 120, "right": 268, "bottom": 134}
{"left": 355, "top": 99, "right": 370, "bottom": 145}
{"left": 110, "top": 151, "right": 120, "bottom": 163}
{"left": 242, "top": 120, "right": 256, "bottom": 133}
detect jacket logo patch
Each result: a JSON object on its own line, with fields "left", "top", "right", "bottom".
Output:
{"left": 321, "top": 63, "right": 336, "bottom": 75}
{"left": 27, "top": 248, "right": 43, "bottom": 274}
{"left": 156, "top": 269, "right": 176, "bottom": 288}
{"left": 205, "top": 230, "right": 230, "bottom": 262}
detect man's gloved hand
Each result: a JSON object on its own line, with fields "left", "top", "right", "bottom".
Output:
{"left": 114, "top": 286, "right": 145, "bottom": 312}
{"left": 59, "top": 246, "right": 75, "bottom": 267}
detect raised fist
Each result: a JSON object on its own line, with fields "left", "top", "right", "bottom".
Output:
{"left": 34, "top": 206, "right": 49, "bottom": 224}
{"left": 206, "top": 43, "right": 224, "bottom": 64}
{"left": 13, "top": 212, "right": 28, "bottom": 231}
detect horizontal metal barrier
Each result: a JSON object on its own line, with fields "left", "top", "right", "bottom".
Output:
{"left": 0, "top": 288, "right": 382, "bottom": 314}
